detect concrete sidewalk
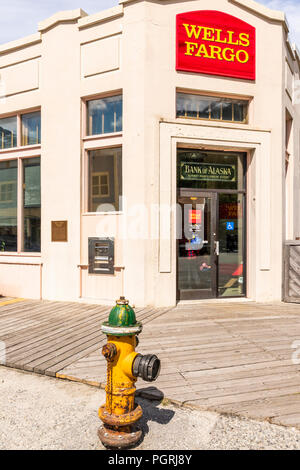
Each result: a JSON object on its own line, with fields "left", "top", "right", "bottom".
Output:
{"left": 1, "top": 367, "right": 300, "bottom": 450}
{"left": 0, "top": 297, "right": 300, "bottom": 429}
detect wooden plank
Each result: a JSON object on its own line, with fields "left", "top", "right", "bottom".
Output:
{"left": 17, "top": 330, "right": 104, "bottom": 372}
{"left": 0, "top": 302, "right": 92, "bottom": 336}
{"left": 271, "top": 414, "right": 300, "bottom": 427}
{"left": 0, "top": 301, "right": 106, "bottom": 335}
{"left": 4, "top": 306, "right": 109, "bottom": 351}
{"left": 184, "top": 385, "right": 300, "bottom": 407}
{"left": 5, "top": 323, "right": 103, "bottom": 364}
{"left": 45, "top": 341, "right": 108, "bottom": 377}
{"left": 216, "top": 395, "right": 300, "bottom": 422}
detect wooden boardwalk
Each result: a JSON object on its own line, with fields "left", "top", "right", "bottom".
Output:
{"left": 0, "top": 297, "right": 300, "bottom": 429}
{"left": 0, "top": 297, "right": 168, "bottom": 377}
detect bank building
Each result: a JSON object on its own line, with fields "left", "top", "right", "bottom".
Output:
{"left": 0, "top": 0, "right": 299, "bottom": 307}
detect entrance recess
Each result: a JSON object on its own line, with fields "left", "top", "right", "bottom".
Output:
{"left": 177, "top": 150, "right": 246, "bottom": 300}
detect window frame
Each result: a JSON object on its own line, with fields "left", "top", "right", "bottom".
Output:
{"left": 91, "top": 171, "right": 110, "bottom": 199}
{"left": 0, "top": 107, "right": 41, "bottom": 152}
{"left": 21, "top": 110, "right": 41, "bottom": 147}
{"left": 82, "top": 90, "right": 123, "bottom": 139}
{"left": 176, "top": 89, "right": 252, "bottom": 125}
{"left": 86, "top": 146, "right": 122, "bottom": 214}
{"left": 0, "top": 153, "right": 41, "bottom": 256}
{"left": 0, "top": 181, "right": 15, "bottom": 203}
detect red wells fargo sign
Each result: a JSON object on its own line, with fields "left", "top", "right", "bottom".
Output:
{"left": 176, "top": 10, "right": 256, "bottom": 80}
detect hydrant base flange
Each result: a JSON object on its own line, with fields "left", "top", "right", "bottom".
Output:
{"left": 98, "top": 424, "right": 142, "bottom": 449}
{"left": 98, "top": 404, "right": 143, "bottom": 427}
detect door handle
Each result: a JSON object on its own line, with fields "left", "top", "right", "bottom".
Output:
{"left": 214, "top": 241, "right": 219, "bottom": 256}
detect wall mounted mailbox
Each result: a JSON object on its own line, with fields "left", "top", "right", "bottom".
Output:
{"left": 88, "top": 237, "right": 114, "bottom": 275}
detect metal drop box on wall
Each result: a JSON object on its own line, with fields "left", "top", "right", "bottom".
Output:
{"left": 88, "top": 237, "right": 114, "bottom": 275}
{"left": 284, "top": 241, "right": 300, "bottom": 303}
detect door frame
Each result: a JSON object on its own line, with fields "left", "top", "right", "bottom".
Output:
{"left": 176, "top": 189, "right": 218, "bottom": 300}
{"left": 176, "top": 188, "right": 247, "bottom": 301}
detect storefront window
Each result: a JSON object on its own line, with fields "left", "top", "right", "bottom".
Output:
{"left": 21, "top": 111, "right": 41, "bottom": 146}
{"left": 0, "top": 158, "right": 41, "bottom": 253}
{"left": 88, "top": 147, "right": 122, "bottom": 212}
{"left": 87, "top": 95, "right": 122, "bottom": 135}
{"left": 0, "top": 160, "right": 18, "bottom": 252}
{"left": 23, "top": 158, "right": 41, "bottom": 252}
{"left": 177, "top": 150, "right": 245, "bottom": 191}
{"left": 0, "top": 116, "right": 17, "bottom": 150}
{"left": 176, "top": 93, "right": 248, "bottom": 123}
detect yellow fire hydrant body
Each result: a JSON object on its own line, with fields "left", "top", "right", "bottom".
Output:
{"left": 98, "top": 297, "right": 160, "bottom": 449}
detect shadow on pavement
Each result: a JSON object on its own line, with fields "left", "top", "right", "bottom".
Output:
{"left": 135, "top": 386, "right": 176, "bottom": 445}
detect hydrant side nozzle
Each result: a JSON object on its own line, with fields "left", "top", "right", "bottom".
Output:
{"left": 132, "top": 353, "right": 161, "bottom": 382}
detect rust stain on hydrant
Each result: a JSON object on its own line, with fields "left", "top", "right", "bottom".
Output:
{"left": 98, "top": 296, "right": 161, "bottom": 449}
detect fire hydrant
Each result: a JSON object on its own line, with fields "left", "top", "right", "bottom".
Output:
{"left": 98, "top": 296, "right": 161, "bottom": 449}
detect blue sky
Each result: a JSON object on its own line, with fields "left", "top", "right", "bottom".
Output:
{"left": 0, "top": 0, "right": 299, "bottom": 47}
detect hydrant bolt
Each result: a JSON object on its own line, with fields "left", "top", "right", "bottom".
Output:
{"left": 102, "top": 343, "right": 117, "bottom": 362}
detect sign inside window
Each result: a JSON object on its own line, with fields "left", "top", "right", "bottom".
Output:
{"left": 189, "top": 209, "right": 202, "bottom": 224}
{"left": 176, "top": 10, "right": 256, "bottom": 80}
{"left": 180, "top": 162, "right": 236, "bottom": 182}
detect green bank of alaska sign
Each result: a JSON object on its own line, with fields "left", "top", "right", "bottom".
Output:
{"left": 180, "top": 162, "right": 236, "bottom": 182}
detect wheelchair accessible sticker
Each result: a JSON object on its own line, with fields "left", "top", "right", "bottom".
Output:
{"left": 226, "top": 222, "right": 235, "bottom": 231}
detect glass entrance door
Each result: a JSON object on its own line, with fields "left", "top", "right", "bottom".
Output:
{"left": 177, "top": 192, "right": 218, "bottom": 300}
{"left": 177, "top": 191, "right": 246, "bottom": 300}
{"left": 218, "top": 193, "right": 245, "bottom": 297}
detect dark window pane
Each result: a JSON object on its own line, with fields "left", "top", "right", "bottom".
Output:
{"left": 88, "top": 148, "right": 122, "bottom": 212}
{"left": 234, "top": 103, "right": 245, "bottom": 122}
{"left": 0, "top": 160, "right": 17, "bottom": 251}
{"left": 176, "top": 94, "right": 187, "bottom": 117}
{"left": 87, "top": 95, "right": 122, "bottom": 135}
{"left": 0, "top": 117, "right": 17, "bottom": 149}
{"left": 198, "top": 99, "right": 210, "bottom": 119}
{"left": 23, "top": 158, "right": 41, "bottom": 252}
{"left": 222, "top": 102, "right": 233, "bottom": 121}
{"left": 176, "top": 93, "right": 248, "bottom": 123}
{"left": 211, "top": 101, "right": 221, "bottom": 120}
{"left": 22, "top": 112, "right": 41, "bottom": 146}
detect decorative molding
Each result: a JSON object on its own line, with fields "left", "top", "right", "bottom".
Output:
{"left": 0, "top": 34, "right": 41, "bottom": 56}
{"left": 38, "top": 8, "right": 88, "bottom": 33}
{"left": 78, "top": 6, "right": 123, "bottom": 30}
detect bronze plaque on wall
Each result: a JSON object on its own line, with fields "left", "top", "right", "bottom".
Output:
{"left": 51, "top": 221, "right": 68, "bottom": 242}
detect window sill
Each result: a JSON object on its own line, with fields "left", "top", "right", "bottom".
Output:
{"left": 0, "top": 253, "right": 42, "bottom": 266}
{"left": 83, "top": 132, "right": 122, "bottom": 142}
{"left": 0, "top": 144, "right": 41, "bottom": 155}
{"left": 0, "top": 252, "right": 41, "bottom": 257}
{"left": 82, "top": 211, "right": 123, "bottom": 216}
{"left": 162, "top": 118, "right": 271, "bottom": 133}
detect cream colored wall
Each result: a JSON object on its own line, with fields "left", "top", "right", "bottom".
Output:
{"left": 0, "top": 35, "right": 42, "bottom": 300}
{"left": 122, "top": 0, "right": 285, "bottom": 305}
{"left": 0, "top": 0, "right": 299, "bottom": 306}
{"left": 0, "top": 258, "right": 41, "bottom": 299}
{"left": 40, "top": 20, "right": 82, "bottom": 301}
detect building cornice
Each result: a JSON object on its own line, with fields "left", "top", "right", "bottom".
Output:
{"left": 0, "top": 33, "right": 41, "bottom": 55}
{"left": 293, "top": 44, "right": 300, "bottom": 69}
{"left": 119, "top": 0, "right": 289, "bottom": 32}
{"left": 78, "top": 6, "right": 124, "bottom": 30}
{"left": 38, "top": 8, "right": 88, "bottom": 33}
{"left": 229, "top": 0, "right": 288, "bottom": 31}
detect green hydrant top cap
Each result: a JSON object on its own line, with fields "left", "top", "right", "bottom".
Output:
{"left": 101, "top": 297, "right": 143, "bottom": 336}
